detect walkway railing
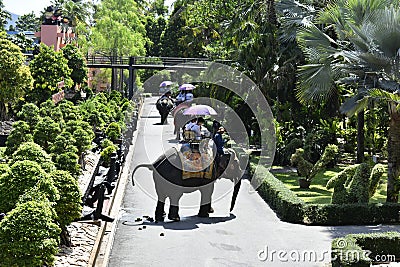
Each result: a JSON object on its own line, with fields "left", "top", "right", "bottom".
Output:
{"left": 85, "top": 55, "right": 232, "bottom": 69}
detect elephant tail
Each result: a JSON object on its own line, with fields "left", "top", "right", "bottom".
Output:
{"left": 130, "top": 164, "right": 153, "bottom": 186}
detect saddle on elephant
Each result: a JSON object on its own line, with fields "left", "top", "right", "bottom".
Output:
{"left": 177, "top": 141, "right": 215, "bottom": 180}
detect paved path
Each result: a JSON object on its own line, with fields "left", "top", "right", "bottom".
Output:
{"left": 107, "top": 97, "right": 400, "bottom": 267}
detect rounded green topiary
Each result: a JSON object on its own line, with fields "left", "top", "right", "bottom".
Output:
{"left": 54, "top": 152, "right": 81, "bottom": 177}
{"left": 100, "top": 145, "right": 118, "bottom": 167}
{"left": 0, "top": 160, "right": 58, "bottom": 212}
{"left": 106, "top": 122, "right": 122, "bottom": 141}
{"left": 50, "top": 170, "right": 82, "bottom": 229}
{"left": 10, "top": 142, "right": 55, "bottom": 172}
{"left": 5, "top": 121, "right": 34, "bottom": 156}
{"left": 0, "top": 199, "right": 61, "bottom": 267}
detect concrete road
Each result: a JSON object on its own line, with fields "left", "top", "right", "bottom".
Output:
{"left": 107, "top": 97, "right": 400, "bottom": 267}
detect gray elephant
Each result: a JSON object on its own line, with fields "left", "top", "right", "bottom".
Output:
{"left": 131, "top": 145, "right": 242, "bottom": 222}
{"left": 156, "top": 95, "right": 174, "bottom": 125}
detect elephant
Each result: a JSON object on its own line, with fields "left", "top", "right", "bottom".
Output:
{"left": 156, "top": 96, "right": 174, "bottom": 125}
{"left": 131, "top": 145, "right": 242, "bottom": 222}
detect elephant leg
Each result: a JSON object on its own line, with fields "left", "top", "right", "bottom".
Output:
{"left": 155, "top": 200, "right": 166, "bottom": 222}
{"left": 198, "top": 183, "right": 215, "bottom": 217}
{"left": 168, "top": 193, "right": 182, "bottom": 222}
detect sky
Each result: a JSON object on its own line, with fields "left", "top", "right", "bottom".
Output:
{"left": 3, "top": 0, "right": 53, "bottom": 16}
{"left": 3, "top": 0, "right": 175, "bottom": 16}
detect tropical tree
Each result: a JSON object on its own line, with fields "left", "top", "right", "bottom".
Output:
{"left": 15, "top": 12, "right": 40, "bottom": 32}
{"left": 28, "top": 44, "right": 73, "bottom": 104}
{"left": 90, "top": 0, "right": 147, "bottom": 90}
{"left": 0, "top": 33, "right": 33, "bottom": 120}
{"left": 296, "top": 0, "right": 400, "bottom": 201}
{"left": 62, "top": 44, "right": 88, "bottom": 91}
{"left": 0, "top": 0, "right": 10, "bottom": 30}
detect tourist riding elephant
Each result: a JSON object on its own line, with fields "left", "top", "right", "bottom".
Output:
{"left": 156, "top": 96, "right": 174, "bottom": 124}
{"left": 131, "top": 145, "right": 242, "bottom": 222}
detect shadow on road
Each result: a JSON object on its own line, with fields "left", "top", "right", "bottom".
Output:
{"left": 122, "top": 214, "right": 236, "bottom": 230}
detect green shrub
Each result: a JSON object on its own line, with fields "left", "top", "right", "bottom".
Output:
{"left": 255, "top": 165, "right": 305, "bottom": 223}
{"left": 304, "top": 203, "right": 400, "bottom": 225}
{"left": 33, "top": 116, "right": 62, "bottom": 150}
{"left": 307, "top": 144, "right": 338, "bottom": 181}
{"left": 326, "top": 165, "right": 358, "bottom": 204}
{"left": 347, "top": 163, "right": 370, "bottom": 203}
{"left": 0, "top": 199, "right": 60, "bottom": 267}
{"left": 106, "top": 122, "right": 122, "bottom": 141}
{"left": 50, "top": 170, "right": 82, "bottom": 228}
{"left": 5, "top": 121, "right": 34, "bottom": 156}
{"left": 10, "top": 141, "right": 55, "bottom": 172}
{"left": 101, "top": 138, "right": 114, "bottom": 149}
{"left": 290, "top": 148, "right": 313, "bottom": 177}
{"left": 331, "top": 232, "right": 400, "bottom": 267}
{"left": 100, "top": 145, "right": 118, "bottom": 167}
{"left": 368, "top": 164, "right": 385, "bottom": 197}
{"left": 54, "top": 152, "right": 81, "bottom": 176}
{"left": 252, "top": 161, "right": 400, "bottom": 225}
{"left": 0, "top": 160, "right": 58, "bottom": 212}
{"left": 326, "top": 163, "right": 386, "bottom": 204}
{"left": 17, "top": 102, "right": 40, "bottom": 129}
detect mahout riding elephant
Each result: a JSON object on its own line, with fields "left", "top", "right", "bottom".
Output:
{"left": 156, "top": 95, "right": 174, "bottom": 125}
{"left": 131, "top": 145, "right": 242, "bottom": 222}
{"left": 172, "top": 102, "right": 191, "bottom": 139}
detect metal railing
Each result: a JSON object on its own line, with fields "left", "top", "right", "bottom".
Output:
{"left": 85, "top": 55, "right": 232, "bottom": 67}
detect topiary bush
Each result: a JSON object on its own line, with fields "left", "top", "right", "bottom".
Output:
{"left": 326, "top": 165, "right": 358, "bottom": 204}
{"left": 100, "top": 144, "right": 118, "bottom": 167}
{"left": 50, "top": 170, "right": 82, "bottom": 229}
{"left": 33, "top": 116, "right": 62, "bottom": 150}
{"left": 290, "top": 148, "right": 313, "bottom": 177}
{"left": 0, "top": 199, "right": 61, "bottom": 267}
{"left": 331, "top": 232, "right": 400, "bottom": 267}
{"left": 16, "top": 102, "right": 40, "bottom": 130}
{"left": 0, "top": 160, "right": 58, "bottom": 212}
{"left": 54, "top": 152, "right": 81, "bottom": 177}
{"left": 10, "top": 141, "right": 55, "bottom": 172}
{"left": 326, "top": 163, "right": 386, "bottom": 204}
{"left": 106, "top": 121, "right": 122, "bottom": 142}
{"left": 347, "top": 163, "right": 371, "bottom": 203}
{"left": 368, "top": 164, "right": 385, "bottom": 198}
{"left": 5, "top": 121, "right": 34, "bottom": 156}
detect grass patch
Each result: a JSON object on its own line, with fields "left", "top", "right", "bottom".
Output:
{"left": 273, "top": 167, "right": 388, "bottom": 204}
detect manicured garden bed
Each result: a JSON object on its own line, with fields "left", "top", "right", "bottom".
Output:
{"left": 251, "top": 161, "right": 400, "bottom": 225}
{"left": 273, "top": 167, "right": 388, "bottom": 204}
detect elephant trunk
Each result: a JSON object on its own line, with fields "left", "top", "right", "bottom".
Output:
{"left": 130, "top": 164, "right": 153, "bottom": 186}
{"left": 230, "top": 177, "right": 242, "bottom": 212}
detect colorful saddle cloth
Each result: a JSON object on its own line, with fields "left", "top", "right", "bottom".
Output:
{"left": 178, "top": 142, "right": 215, "bottom": 180}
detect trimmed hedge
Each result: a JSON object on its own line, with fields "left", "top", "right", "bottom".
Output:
{"left": 0, "top": 199, "right": 61, "bottom": 267}
{"left": 252, "top": 164, "right": 305, "bottom": 223}
{"left": 253, "top": 164, "right": 400, "bottom": 225}
{"left": 332, "top": 232, "right": 400, "bottom": 266}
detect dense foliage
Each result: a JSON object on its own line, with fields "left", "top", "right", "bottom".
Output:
{"left": 0, "top": 199, "right": 60, "bottom": 267}
{"left": 28, "top": 44, "right": 73, "bottom": 104}
{"left": 0, "top": 34, "right": 33, "bottom": 120}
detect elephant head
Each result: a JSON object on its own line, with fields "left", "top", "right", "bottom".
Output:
{"left": 215, "top": 149, "right": 243, "bottom": 211}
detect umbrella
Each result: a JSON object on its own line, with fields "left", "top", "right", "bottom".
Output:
{"left": 182, "top": 105, "right": 217, "bottom": 116}
{"left": 160, "top": 81, "right": 172, "bottom": 87}
{"left": 179, "top": 83, "right": 195, "bottom": 91}
{"left": 172, "top": 102, "right": 191, "bottom": 117}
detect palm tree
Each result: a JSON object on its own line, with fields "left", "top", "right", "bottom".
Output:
{"left": 296, "top": 1, "right": 400, "bottom": 201}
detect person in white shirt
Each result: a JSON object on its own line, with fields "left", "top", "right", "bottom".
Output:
{"left": 185, "top": 118, "right": 197, "bottom": 131}
{"left": 190, "top": 117, "right": 205, "bottom": 139}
